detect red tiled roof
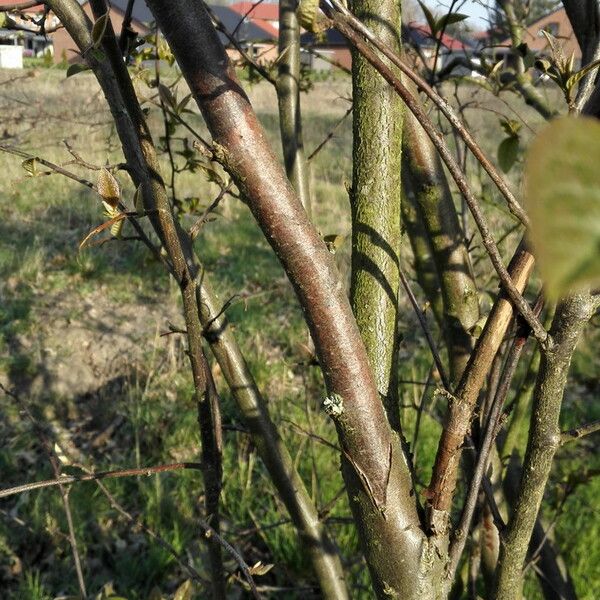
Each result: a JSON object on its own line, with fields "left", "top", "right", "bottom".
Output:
{"left": 408, "top": 22, "right": 469, "bottom": 51}
{"left": 0, "top": 0, "right": 44, "bottom": 11}
{"left": 229, "top": 2, "right": 279, "bottom": 22}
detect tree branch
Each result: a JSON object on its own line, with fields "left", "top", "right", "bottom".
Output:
{"left": 427, "top": 239, "right": 535, "bottom": 514}
{"left": 321, "top": 3, "right": 549, "bottom": 346}
{"left": 560, "top": 419, "right": 600, "bottom": 445}
{"left": 402, "top": 97, "right": 480, "bottom": 383}
{"left": 277, "top": 0, "right": 311, "bottom": 212}
{"left": 493, "top": 293, "right": 597, "bottom": 600}
{"left": 323, "top": 0, "right": 530, "bottom": 228}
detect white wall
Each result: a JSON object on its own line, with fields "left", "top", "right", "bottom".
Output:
{"left": 0, "top": 45, "right": 23, "bottom": 69}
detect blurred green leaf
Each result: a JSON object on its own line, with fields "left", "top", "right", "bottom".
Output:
{"left": 498, "top": 136, "right": 519, "bottom": 173}
{"left": 418, "top": 0, "right": 438, "bottom": 35}
{"left": 436, "top": 12, "right": 468, "bottom": 30}
{"left": 66, "top": 62, "right": 90, "bottom": 78}
{"left": 524, "top": 116, "right": 600, "bottom": 298}
{"left": 173, "top": 579, "right": 193, "bottom": 600}
{"left": 91, "top": 10, "right": 110, "bottom": 48}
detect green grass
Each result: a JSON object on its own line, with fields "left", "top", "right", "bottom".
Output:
{"left": 0, "top": 67, "right": 597, "bottom": 599}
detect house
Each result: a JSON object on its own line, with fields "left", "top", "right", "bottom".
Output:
{"left": 51, "top": 0, "right": 152, "bottom": 63}
{"left": 500, "top": 7, "right": 581, "bottom": 62}
{"left": 228, "top": 2, "right": 280, "bottom": 37}
{"left": 209, "top": 5, "right": 278, "bottom": 65}
{"left": 403, "top": 22, "right": 472, "bottom": 73}
{"left": 300, "top": 28, "right": 351, "bottom": 71}
{"left": 0, "top": 0, "right": 54, "bottom": 62}
{"left": 301, "top": 22, "right": 470, "bottom": 73}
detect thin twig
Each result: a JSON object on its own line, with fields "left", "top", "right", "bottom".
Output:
{"left": 1, "top": 384, "right": 88, "bottom": 598}
{"left": 307, "top": 104, "right": 353, "bottom": 161}
{"left": 0, "top": 463, "right": 203, "bottom": 499}
{"left": 0, "top": 1, "right": 41, "bottom": 10}
{"left": 199, "top": 520, "right": 261, "bottom": 599}
{"left": 399, "top": 267, "right": 451, "bottom": 391}
{"left": 90, "top": 477, "right": 211, "bottom": 587}
{"left": 189, "top": 179, "right": 233, "bottom": 240}
{"left": 0, "top": 144, "right": 96, "bottom": 189}
{"left": 447, "top": 296, "right": 542, "bottom": 581}
{"left": 560, "top": 419, "right": 600, "bottom": 445}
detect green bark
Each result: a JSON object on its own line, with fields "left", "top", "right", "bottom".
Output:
{"left": 493, "top": 293, "right": 597, "bottom": 600}
{"left": 401, "top": 176, "right": 445, "bottom": 327}
{"left": 350, "top": 0, "right": 403, "bottom": 429}
{"left": 277, "top": 0, "right": 311, "bottom": 213}
{"left": 402, "top": 107, "right": 479, "bottom": 382}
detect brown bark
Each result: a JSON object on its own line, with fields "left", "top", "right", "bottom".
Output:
{"left": 427, "top": 240, "right": 534, "bottom": 515}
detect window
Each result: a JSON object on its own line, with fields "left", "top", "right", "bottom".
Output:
{"left": 541, "top": 22, "right": 560, "bottom": 37}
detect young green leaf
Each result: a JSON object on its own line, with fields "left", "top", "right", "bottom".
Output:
{"left": 97, "top": 168, "right": 120, "bottom": 208}
{"left": 524, "top": 116, "right": 600, "bottom": 298}
{"left": 91, "top": 10, "right": 110, "bottom": 48}
{"left": 323, "top": 233, "right": 346, "bottom": 254}
{"left": 21, "top": 157, "right": 37, "bottom": 176}
{"left": 418, "top": 0, "right": 438, "bottom": 35}
{"left": 66, "top": 62, "right": 90, "bottom": 78}
{"left": 133, "top": 184, "right": 144, "bottom": 214}
{"left": 436, "top": 12, "right": 468, "bottom": 31}
{"left": 158, "top": 83, "right": 176, "bottom": 109}
{"left": 498, "top": 136, "right": 519, "bottom": 173}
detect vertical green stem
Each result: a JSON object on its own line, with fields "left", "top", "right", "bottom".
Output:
{"left": 403, "top": 104, "right": 479, "bottom": 382}
{"left": 350, "top": 0, "right": 403, "bottom": 429}
{"left": 277, "top": 0, "right": 311, "bottom": 214}
{"left": 493, "top": 294, "right": 597, "bottom": 600}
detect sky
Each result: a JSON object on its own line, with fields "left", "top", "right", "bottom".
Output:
{"left": 427, "top": 0, "right": 493, "bottom": 29}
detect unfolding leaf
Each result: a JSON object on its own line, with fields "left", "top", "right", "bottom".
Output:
{"left": 497, "top": 136, "right": 519, "bottom": 173}
{"left": 54, "top": 442, "right": 70, "bottom": 465}
{"left": 66, "top": 62, "right": 90, "bottom": 78}
{"left": 79, "top": 213, "right": 126, "bottom": 249}
{"left": 323, "top": 233, "right": 346, "bottom": 254}
{"left": 249, "top": 560, "right": 274, "bottom": 576}
{"left": 176, "top": 93, "right": 192, "bottom": 114}
{"left": 173, "top": 579, "right": 193, "bottom": 600}
{"left": 91, "top": 10, "right": 110, "bottom": 48}
{"left": 524, "top": 116, "right": 600, "bottom": 298}
{"left": 566, "top": 58, "right": 600, "bottom": 90}
{"left": 500, "top": 118, "right": 521, "bottom": 137}
{"left": 418, "top": 0, "right": 437, "bottom": 35}
{"left": 21, "top": 157, "right": 37, "bottom": 176}
{"left": 97, "top": 168, "right": 120, "bottom": 208}
{"left": 436, "top": 12, "right": 468, "bottom": 31}
{"left": 133, "top": 184, "right": 144, "bottom": 214}
{"left": 158, "top": 83, "right": 175, "bottom": 109}
{"left": 110, "top": 217, "right": 124, "bottom": 239}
